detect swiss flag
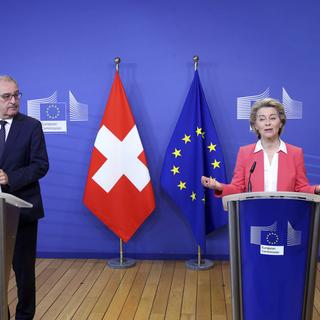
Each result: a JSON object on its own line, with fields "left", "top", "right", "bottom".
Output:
{"left": 83, "top": 71, "right": 155, "bottom": 242}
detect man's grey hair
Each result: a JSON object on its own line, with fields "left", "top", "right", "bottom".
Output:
{"left": 0, "top": 75, "right": 18, "bottom": 86}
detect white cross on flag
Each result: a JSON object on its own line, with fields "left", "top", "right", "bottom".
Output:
{"left": 83, "top": 71, "right": 155, "bottom": 242}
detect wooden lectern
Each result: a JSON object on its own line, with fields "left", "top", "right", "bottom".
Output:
{"left": 0, "top": 193, "right": 32, "bottom": 320}
{"left": 223, "top": 192, "right": 320, "bottom": 320}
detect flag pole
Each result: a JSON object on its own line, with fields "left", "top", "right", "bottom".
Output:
{"left": 106, "top": 57, "right": 137, "bottom": 270}
{"left": 120, "top": 238, "right": 123, "bottom": 265}
{"left": 193, "top": 55, "right": 199, "bottom": 71}
{"left": 115, "top": 56, "right": 121, "bottom": 72}
{"left": 186, "top": 243, "right": 214, "bottom": 270}
{"left": 108, "top": 236, "right": 136, "bottom": 269}
{"left": 185, "top": 55, "right": 214, "bottom": 271}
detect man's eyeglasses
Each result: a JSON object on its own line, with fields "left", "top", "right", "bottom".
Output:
{"left": 0, "top": 92, "right": 22, "bottom": 101}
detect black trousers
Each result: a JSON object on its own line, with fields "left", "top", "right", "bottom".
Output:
{"left": 11, "top": 220, "right": 38, "bottom": 320}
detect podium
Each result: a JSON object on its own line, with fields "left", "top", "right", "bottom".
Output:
{"left": 0, "top": 193, "right": 32, "bottom": 320}
{"left": 223, "top": 192, "right": 320, "bottom": 320}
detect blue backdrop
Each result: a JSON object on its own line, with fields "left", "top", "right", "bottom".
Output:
{"left": 1, "top": 0, "right": 319, "bottom": 258}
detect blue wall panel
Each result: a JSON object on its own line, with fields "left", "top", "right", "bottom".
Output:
{"left": 0, "top": 0, "right": 319, "bottom": 258}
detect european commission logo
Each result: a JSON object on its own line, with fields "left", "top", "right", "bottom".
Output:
{"left": 237, "top": 88, "right": 303, "bottom": 121}
{"left": 27, "top": 91, "right": 88, "bottom": 133}
{"left": 250, "top": 221, "right": 302, "bottom": 255}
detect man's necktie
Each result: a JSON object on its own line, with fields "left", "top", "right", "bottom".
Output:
{"left": 0, "top": 120, "right": 7, "bottom": 161}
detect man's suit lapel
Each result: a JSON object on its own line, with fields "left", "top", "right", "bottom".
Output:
{"left": 1, "top": 114, "right": 23, "bottom": 165}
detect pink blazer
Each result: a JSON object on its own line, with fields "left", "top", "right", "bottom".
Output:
{"left": 216, "top": 143, "right": 316, "bottom": 197}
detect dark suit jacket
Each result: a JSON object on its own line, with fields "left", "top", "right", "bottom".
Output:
{"left": 1, "top": 113, "right": 49, "bottom": 224}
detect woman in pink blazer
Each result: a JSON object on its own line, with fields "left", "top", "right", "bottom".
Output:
{"left": 201, "top": 98, "right": 320, "bottom": 196}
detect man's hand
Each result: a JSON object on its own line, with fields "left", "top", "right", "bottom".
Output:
{"left": 0, "top": 169, "right": 9, "bottom": 185}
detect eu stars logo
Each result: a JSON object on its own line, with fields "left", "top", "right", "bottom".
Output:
{"left": 40, "top": 103, "right": 67, "bottom": 133}
{"left": 45, "top": 105, "right": 61, "bottom": 119}
{"left": 265, "top": 232, "right": 279, "bottom": 245}
{"left": 168, "top": 126, "right": 223, "bottom": 205}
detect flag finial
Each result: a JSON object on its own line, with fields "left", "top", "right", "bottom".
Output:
{"left": 193, "top": 55, "right": 199, "bottom": 71}
{"left": 114, "top": 57, "right": 121, "bottom": 72}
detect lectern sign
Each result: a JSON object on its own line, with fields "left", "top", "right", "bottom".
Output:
{"left": 239, "top": 199, "right": 311, "bottom": 320}
{"left": 250, "top": 220, "right": 302, "bottom": 256}
{"left": 260, "top": 244, "right": 284, "bottom": 255}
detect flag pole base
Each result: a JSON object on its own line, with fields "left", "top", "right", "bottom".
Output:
{"left": 185, "top": 259, "right": 214, "bottom": 270}
{"left": 107, "top": 258, "right": 136, "bottom": 269}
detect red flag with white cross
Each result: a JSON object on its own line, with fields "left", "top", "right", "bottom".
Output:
{"left": 83, "top": 71, "right": 155, "bottom": 242}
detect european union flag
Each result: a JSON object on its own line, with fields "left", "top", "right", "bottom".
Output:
{"left": 160, "top": 70, "right": 227, "bottom": 251}
{"left": 40, "top": 103, "right": 66, "bottom": 121}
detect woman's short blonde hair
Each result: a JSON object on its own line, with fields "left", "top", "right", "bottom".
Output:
{"left": 250, "top": 98, "right": 286, "bottom": 138}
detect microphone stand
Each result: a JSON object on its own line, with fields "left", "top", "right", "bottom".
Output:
{"left": 247, "top": 161, "right": 256, "bottom": 192}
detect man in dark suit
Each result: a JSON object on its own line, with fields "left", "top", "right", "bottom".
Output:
{"left": 0, "top": 75, "right": 49, "bottom": 319}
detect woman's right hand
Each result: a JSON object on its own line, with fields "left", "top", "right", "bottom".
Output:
{"left": 201, "top": 176, "right": 223, "bottom": 191}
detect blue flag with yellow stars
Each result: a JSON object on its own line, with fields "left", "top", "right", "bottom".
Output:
{"left": 160, "top": 70, "right": 227, "bottom": 251}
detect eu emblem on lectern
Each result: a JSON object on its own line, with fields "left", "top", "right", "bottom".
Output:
{"left": 250, "top": 221, "right": 302, "bottom": 255}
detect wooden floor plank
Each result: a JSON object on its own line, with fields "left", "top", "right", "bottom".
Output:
{"left": 35, "top": 259, "right": 64, "bottom": 289}
{"left": 317, "top": 269, "right": 320, "bottom": 291}
{"left": 41, "top": 260, "right": 98, "bottom": 319}
{"left": 8, "top": 258, "right": 53, "bottom": 293}
{"left": 72, "top": 265, "right": 114, "bottom": 320}
{"left": 211, "top": 263, "right": 227, "bottom": 320}
{"left": 165, "top": 261, "right": 186, "bottom": 320}
{"left": 118, "top": 261, "right": 153, "bottom": 320}
{"left": 88, "top": 267, "right": 127, "bottom": 319}
{"left": 7, "top": 259, "right": 320, "bottom": 320}
{"left": 149, "top": 261, "right": 175, "bottom": 320}
{"left": 197, "top": 270, "right": 211, "bottom": 320}
{"left": 180, "top": 268, "right": 198, "bottom": 320}
{"left": 134, "top": 261, "right": 164, "bottom": 320}
{"left": 313, "top": 306, "right": 320, "bottom": 320}
{"left": 314, "top": 288, "right": 320, "bottom": 317}
{"left": 56, "top": 260, "right": 106, "bottom": 320}
{"left": 35, "top": 259, "right": 87, "bottom": 319}
{"left": 36, "top": 259, "right": 76, "bottom": 305}
{"left": 9, "top": 259, "right": 76, "bottom": 318}
{"left": 221, "top": 261, "right": 232, "bottom": 320}
{"left": 102, "top": 263, "right": 140, "bottom": 320}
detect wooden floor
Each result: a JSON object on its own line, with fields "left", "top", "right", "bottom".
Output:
{"left": 7, "top": 259, "right": 320, "bottom": 319}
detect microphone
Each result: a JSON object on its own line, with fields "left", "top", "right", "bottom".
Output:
{"left": 247, "top": 161, "right": 256, "bottom": 192}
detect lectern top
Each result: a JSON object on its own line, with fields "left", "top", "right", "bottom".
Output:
{"left": 222, "top": 191, "right": 320, "bottom": 211}
{"left": 0, "top": 192, "right": 33, "bottom": 208}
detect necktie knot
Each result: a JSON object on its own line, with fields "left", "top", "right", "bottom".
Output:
{"left": 0, "top": 120, "right": 7, "bottom": 127}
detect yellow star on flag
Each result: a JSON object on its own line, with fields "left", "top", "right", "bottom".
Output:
{"left": 201, "top": 132, "right": 205, "bottom": 139}
{"left": 211, "top": 159, "right": 221, "bottom": 169}
{"left": 170, "top": 165, "right": 180, "bottom": 175}
{"left": 172, "top": 148, "right": 182, "bottom": 158}
{"left": 178, "top": 181, "right": 187, "bottom": 190}
{"left": 190, "top": 192, "right": 196, "bottom": 201}
{"left": 202, "top": 195, "right": 206, "bottom": 203}
{"left": 207, "top": 143, "right": 217, "bottom": 152}
{"left": 182, "top": 134, "right": 191, "bottom": 144}
{"left": 196, "top": 127, "right": 203, "bottom": 136}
